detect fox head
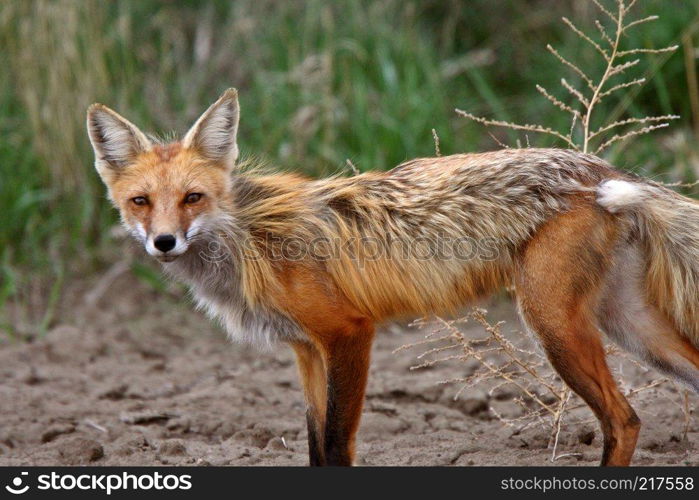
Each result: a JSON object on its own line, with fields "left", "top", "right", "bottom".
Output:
{"left": 87, "top": 89, "right": 239, "bottom": 262}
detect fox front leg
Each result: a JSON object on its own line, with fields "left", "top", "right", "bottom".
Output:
{"left": 291, "top": 325, "right": 374, "bottom": 466}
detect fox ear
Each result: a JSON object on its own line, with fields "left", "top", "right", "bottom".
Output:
{"left": 183, "top": 88, "right": 239, "bottom": 170}
{"left": 87, "top": 104, "right": 152, "bottom": 180}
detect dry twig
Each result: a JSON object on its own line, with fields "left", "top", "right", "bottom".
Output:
{"left": 455, "top": 0, "right": 678, "bottom": 154}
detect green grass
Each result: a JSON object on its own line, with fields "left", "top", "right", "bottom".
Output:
{"left": 1, "top": 0, "right": 698, "bottom": 335}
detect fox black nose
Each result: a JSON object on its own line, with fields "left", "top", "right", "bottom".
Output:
{"left": 154, "top": 234, "right": 176, "bottom": 252}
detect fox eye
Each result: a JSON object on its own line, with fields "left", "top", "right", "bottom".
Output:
{"left": 131, "top": 196, "right": 148, "bottom": 206}
{"left": 184, "top": 192, "right": 203, "bottom": 204}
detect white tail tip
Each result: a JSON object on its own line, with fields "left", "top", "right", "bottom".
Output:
{"left": 596, "top": 179, "right": 646, "bottom": 213}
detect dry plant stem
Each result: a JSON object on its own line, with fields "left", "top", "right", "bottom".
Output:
{"left": 536, "top": 84, "right": 581, "bottom": 118}
{"left": 595, "top": 122, "right": 671, "bottom": 153}
{"left": 486, "top": 131, "right": 510, "bottom": 149}
{"left": 595, "top": 19, "right": 614, "bottom": 47}
{"left": 561, "top": 78, "right": 589, "bottom": 107}
{"left": 415, "top": 314, "right": 563, "bottom": 417}
{"left": 469, "top": 310, "right": 561, "bottom": 397}
{"left": 438, "top": 317, "right": 559, "bottom": 414}
{"left": 561, "top": 17, "right": 608, "bottom": 60}
{"left": 83, "top": 419, "right": 108, "bottom": 434}
{"left": 345, "top": 158, "right": 360, "bottom": 176}
{"left": 686, "top": 390, "right": 694, "bottom": 440}
{"left": 546, "top": 43, "right": 595, "bottom": 91}
{"left": 582, "top": 2, "right": 673, "bottom": 153}
{"left": 550, "top": 390, "right": 575, "bottom": 461}
{"left": 453, "top": 109, "right": 578, "bottom": 150}
{"left": 455, "top": 0, "right": 678, "bottom": 154}
{"left": 660, "top": 179, "right": 699, "bottom": 189}
{"left": 589, "top": 114, "right": 678, "bottom": 139}
{"left": 432, "top": 128, "right": 441, "bottom": 156}
{"left": 592, "top": 0, "right": 619, "bottom": 24}
{"left": 682, "top": 389, "right": 692, "bottom": 442}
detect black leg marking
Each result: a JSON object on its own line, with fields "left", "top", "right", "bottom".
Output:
{"left": 306, "top": 411, "right": 325, "bottom": 466}
{"left": 323, "top": 378, "right": 352, "bottom": 466}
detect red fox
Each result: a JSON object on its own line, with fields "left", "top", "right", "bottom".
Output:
{"left": 87, "top": 89, "right": 699, "bottom": 466}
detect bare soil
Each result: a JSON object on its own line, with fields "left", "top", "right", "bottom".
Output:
{"left": 1, "top": 271, "right": 697, "bottom": 466}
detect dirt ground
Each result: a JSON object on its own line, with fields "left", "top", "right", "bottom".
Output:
{"left": 1, "top": 270, "right": 697, "bottom": 466}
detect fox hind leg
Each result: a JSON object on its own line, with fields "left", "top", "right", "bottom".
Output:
{"left": 516, "top": 204, "right": 640, "bottom": 465}
{"left": 519, "top": 304, "right": 641, "bottom": 465}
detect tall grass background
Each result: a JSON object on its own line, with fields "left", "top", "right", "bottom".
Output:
{"left": 1, "top": 0, "right": 698, "bottom": 337}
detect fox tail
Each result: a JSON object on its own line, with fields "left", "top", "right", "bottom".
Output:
{"left": 596, "top": 178, "right": 699, "bottom": 345}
